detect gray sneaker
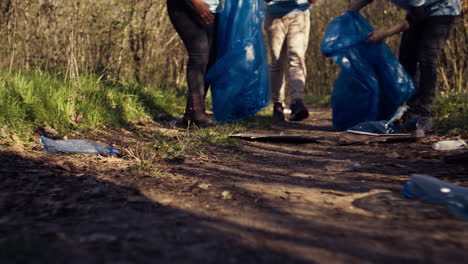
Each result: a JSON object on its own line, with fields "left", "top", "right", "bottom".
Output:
{"left": 289, "top": 99, "right": 309, "bottom": 121}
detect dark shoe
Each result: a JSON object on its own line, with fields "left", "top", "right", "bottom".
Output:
{"left": 404, "top": 117, "right": 434, "bottom": 137}
{"left": 272, "top": 102, "right": 285, "bottom": 122}
{"left": 183, "top": 94, "right": 216, "bottom": 127}
{"left": 289, "top": 99, "right": 309, "bottom": 121}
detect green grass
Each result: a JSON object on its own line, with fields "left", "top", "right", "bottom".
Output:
{"left": 432, "top": 93, "right": 468, "bottom": 132}
{"left": 124, "top": 123, "right": 244, "bottom": 175}
{"left": 1, "top": 69, "right": 465, "bottom": 146}
{"left": 0, "top": 69, "right": 246, "bottom": 169}
{"left": 0, "top": 70, "right": 185, "bottom": 138}
{"left": 303, "top": 95, "right": 331, "bottom": 107}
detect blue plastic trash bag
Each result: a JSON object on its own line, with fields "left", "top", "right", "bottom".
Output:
{"left": 206, "top": 0, "right": 270, "bottom": 123}
{"left": 321, "top": 12, "right": 415, "bottom": 131}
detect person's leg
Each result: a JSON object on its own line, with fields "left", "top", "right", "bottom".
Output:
{"left": 399, "top": 22, "right": 422, "bottom": 119}
{"left": 265, "top": 15, "right": 288, "bottom": 121}
{"left": 167, "top": 0, "right": 215, "bottom": 124}
{"left": 399, "top": 23, "right": 420, "bottom": 78}
{"left": 265, "top": 15, "right": 288, "bottom": 105}
{"left": 205, "top": 14, "right": 219, "bottom": 97}
{"left": 412, "top": 16, "right": 456, "bottom": 117}
{"left": 285, "top": 11, "right": 310, "bottom": 121}
{"left": 286, "top": 11, "right": 309, "bottom": 103}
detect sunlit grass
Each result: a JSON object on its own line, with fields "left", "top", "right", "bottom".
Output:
{"left": 0, "top": 70, "right": 184, "bottom": 138}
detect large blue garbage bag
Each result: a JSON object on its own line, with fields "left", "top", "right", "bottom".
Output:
{"left": 206, "top": 0, "right": 270, "bottom": 123}
{"left": 321, "top": 12, "right": 415, "bottom": 131}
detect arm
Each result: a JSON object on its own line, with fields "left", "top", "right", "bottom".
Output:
{"left": 366, "top": 4, "right": 426, "bottom": 42}
{"left": 186, "top": 0, "right": 214, "bottom": 24}
{"left": 346, "top": 0, "right": 374, "bottom": 13}
{"left": 366, "top": 20, "right": 410, "bottom": 42}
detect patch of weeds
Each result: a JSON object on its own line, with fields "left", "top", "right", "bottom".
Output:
{"left": 239, "top": 107, "right": 275, "bottom": 130}
{"left": 432, "top": 94, "right": 468, "bottom": 133}
{"left": 125, "top": 142, "right": 165, "bottom": 175}
{"left": 187, "top": 128, "right": 225, "bottom": 145}
{"left": 219, "top": 152, "right": 245, "bottom": 162}
{"left": 125, "top": 122, "right": 244, "bottom": 174}
{"left": 22, "top": 140, "right": 35, "bottom": 148}
{"left": 124, "top": 137, "right": 188, "bottom": 175}
{"left": 157, "top": 138, "right": 187, "bottom": 161}
{"left": 131, "top": 161, "right": 164, "bottom": 177}
{"left": 185, "top": 123, "right": 243, "bottom": 145}
{"left": 125, "top": 124, "right": 245, "bottom": 165}
{"left": 304, "top": 95, "right": 331, "bottom": 106}
{"left": 125, "top": 142, "right": 159, "bottom": 162}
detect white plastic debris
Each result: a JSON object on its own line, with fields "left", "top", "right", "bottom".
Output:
{"left": 432, "top": 139, "right": 467, "bottom": 151}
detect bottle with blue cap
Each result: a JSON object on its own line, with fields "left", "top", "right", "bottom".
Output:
{"left": 39, "top": 136, "right": 117, "bottom": 155}
{"left": 403, "top": 174, "right": 468, "bottom": 220}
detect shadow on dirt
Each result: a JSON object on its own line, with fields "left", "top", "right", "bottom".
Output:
{"left": 0, "top": 151, "right": 310, "bottom": 264}
{"left": 2, "top": 131, "right": 468, "bottom": 264}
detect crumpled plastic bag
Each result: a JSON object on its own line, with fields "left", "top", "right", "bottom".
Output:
{"left": 206, "top": 0, "right": 270, "bottom": 123}
{"left": 321, "top": 12, "right": 415, "bottom": 131}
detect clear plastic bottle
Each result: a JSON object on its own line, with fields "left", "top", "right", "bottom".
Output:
{"left": 403, "top": 174, "right": 468, "bottom": 220}
{"left": 39, "top": 136, "right": 117, "bottom": 155}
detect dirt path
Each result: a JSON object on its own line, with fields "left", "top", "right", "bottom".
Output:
{"left": 1, "top": 107, "right": 467, "bottom": 264}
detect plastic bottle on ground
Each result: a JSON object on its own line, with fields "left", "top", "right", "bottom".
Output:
{"left": 432, "top": 139, "right": 467, "bottom": 151}
{"left": 403, "top": 174, "right": 468, "bottom": 220}
{"left": 39, "top": 136, "right": 117, "bottom": 155}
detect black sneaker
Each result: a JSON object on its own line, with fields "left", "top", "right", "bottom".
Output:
{"left": 289, "top": 99, "right": 309, "bottom": 121}
{"left": 272, "top": 102, "right": 285, "bottom": 122}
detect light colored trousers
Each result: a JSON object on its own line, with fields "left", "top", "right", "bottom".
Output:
{"left": 264, "top": 10, "right": 310, "bottom": 105}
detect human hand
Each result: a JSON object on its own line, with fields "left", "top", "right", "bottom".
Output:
{"left": 189, "top": 0, "right": 214, "bottom": 24}
{"left": 366, "top": 31, "right": 389, "bottom": 43}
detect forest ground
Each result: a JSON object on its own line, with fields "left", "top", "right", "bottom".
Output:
{"left": 1, "top": 107, "right": 467, "bottom": 264}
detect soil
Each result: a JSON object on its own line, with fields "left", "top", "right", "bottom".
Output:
{"left": 1, "top": 107, "right": 467, "bottom": 264}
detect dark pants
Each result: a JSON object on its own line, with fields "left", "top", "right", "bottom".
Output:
{"left": 399, "top": 15, "right": 456, "bottom": 117}
{"left": 166, "top": 0, "right": 218, "bottom": 96}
